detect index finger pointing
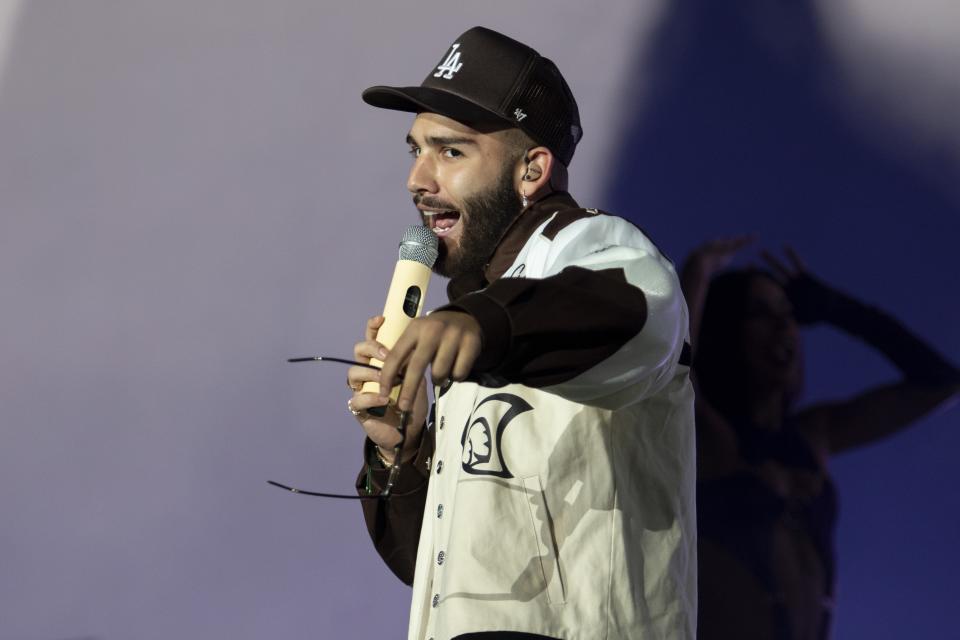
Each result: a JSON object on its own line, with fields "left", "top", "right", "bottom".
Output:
{"left": 378, "top": 328, "right": 417, "bottom": 398}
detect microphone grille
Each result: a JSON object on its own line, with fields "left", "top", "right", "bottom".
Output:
{"left": 399, "top": 225, "right": 439, "bottom": 267}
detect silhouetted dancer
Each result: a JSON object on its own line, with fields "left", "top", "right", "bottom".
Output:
{"left": 681, "top": 238, "right": 960, "bottom": 640}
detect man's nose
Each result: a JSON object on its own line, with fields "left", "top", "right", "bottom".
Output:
{"left": 407, "top": 156, "right": 438, "bottom": 194}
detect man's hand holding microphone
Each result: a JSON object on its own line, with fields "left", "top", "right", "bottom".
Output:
{"left": 346, "top": 226, "right": 482, "bottom": 465}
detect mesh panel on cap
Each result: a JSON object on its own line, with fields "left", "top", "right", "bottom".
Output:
{"left": 509, "top": 58, "right": 581, "bottom": 166}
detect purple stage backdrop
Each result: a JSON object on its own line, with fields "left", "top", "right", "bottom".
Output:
{"left": 1, "top": 2, "right": 957, "bottom": 639}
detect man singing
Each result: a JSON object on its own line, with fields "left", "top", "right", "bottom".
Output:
{"left": 345, "top": 26, "right": 696, "bottom": 640}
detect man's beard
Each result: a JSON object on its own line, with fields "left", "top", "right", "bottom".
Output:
{"left": 432, "top": 168, "right": 523, "bottom": 280}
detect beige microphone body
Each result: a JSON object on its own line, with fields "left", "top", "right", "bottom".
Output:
{"left": 361, "top": 226, "right": 438, "bottom": 408}
{"left": 362, "top": 260, "right": 432, "bottom": 397}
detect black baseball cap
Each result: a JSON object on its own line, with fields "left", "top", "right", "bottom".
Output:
{"left": 362, "top": 26, "right": 583, "bottom": 166}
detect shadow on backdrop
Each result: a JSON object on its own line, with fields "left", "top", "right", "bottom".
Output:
{"left": 603, "top": 0, "right": 959, "bottom": 260}
{"left": 602, "top": 2, "right": 960, "bottom": 639}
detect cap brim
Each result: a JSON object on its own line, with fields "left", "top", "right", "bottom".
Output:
{"left": 362, "top": 85, "right": 512, "bottom": 129}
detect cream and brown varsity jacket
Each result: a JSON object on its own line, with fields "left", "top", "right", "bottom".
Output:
{"left": 357, "top": 191, "right": 696, "bottom": 640}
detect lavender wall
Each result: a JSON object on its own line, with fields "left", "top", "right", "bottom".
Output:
{"left": 0, "top": 2, "right": 664, "bottom": 639}
{"left": 1, "top": 2, "right": 957, "bottom": 639}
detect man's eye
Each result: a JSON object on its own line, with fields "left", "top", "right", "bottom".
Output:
{"left": 408, "top": 147, "right": 421, "bottom": 158}
{"left": 442, "top": 148, "right": 463, "bottom": 158}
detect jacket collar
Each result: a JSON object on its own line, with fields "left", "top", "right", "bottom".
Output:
{"left": 446, "top": 191, "right": 579, "bottom": 300}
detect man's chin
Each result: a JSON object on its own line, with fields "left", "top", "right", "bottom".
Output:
{"left": 432, "top": 253, "right": 459, "bottom": 279}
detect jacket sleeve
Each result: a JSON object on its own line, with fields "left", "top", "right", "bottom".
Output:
{"left": 354, "top": 428, "right": 433, "bottom": 585}
{"left": 441, "top": 215, "right": 689, "bottom": 409}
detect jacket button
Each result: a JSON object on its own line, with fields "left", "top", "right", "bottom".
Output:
{"left": 439, "top": 416, "right": 445, "bottom": 430}
{"left": 432, "top": 594, "right": 440, "bottom": 608}
{"left": 437, "top": 504, "right": 444, "bottom": 518}
{"left": 437, "top": 551, "right": 445, "bottom": 565}
{"left": 436, "top": 460, "right": 443, "bottom": 474}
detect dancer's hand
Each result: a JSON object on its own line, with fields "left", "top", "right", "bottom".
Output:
{"left": 761, "top": 246, "right": 839, "bottom": 325}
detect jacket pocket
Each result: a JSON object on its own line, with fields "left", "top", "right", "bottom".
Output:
{"left": 520, "top": 475, "right": 565, "bottom": 605}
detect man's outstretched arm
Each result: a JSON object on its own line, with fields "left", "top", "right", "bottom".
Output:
{"left": 379, "top": 216, "right": 689, "bottom": 412}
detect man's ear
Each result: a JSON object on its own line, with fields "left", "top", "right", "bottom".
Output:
{"left": 517, "top": 146, "right": 556, "bottom": 200}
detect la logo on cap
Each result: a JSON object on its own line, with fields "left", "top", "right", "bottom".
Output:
{"left": 434, "top": 43, "right": 463, "bottom": 80}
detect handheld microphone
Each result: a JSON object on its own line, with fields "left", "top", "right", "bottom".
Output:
{"left": 362, "top": 225, "right": 438, "bottom": 413}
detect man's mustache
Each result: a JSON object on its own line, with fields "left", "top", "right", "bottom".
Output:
{"left": 413, "top": 194, "right": 458, "bottom": 212}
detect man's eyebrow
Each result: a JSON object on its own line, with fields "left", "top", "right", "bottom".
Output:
{"left": 427, "top": 135, "right": 478, "bottom": 147}
{"left": 405, "top": 133, "right": 478, "bottom": 147}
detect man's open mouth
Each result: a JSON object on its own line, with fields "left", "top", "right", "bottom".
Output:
{"left": 423, "top": 210, "right": 462, "bottom": 237}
